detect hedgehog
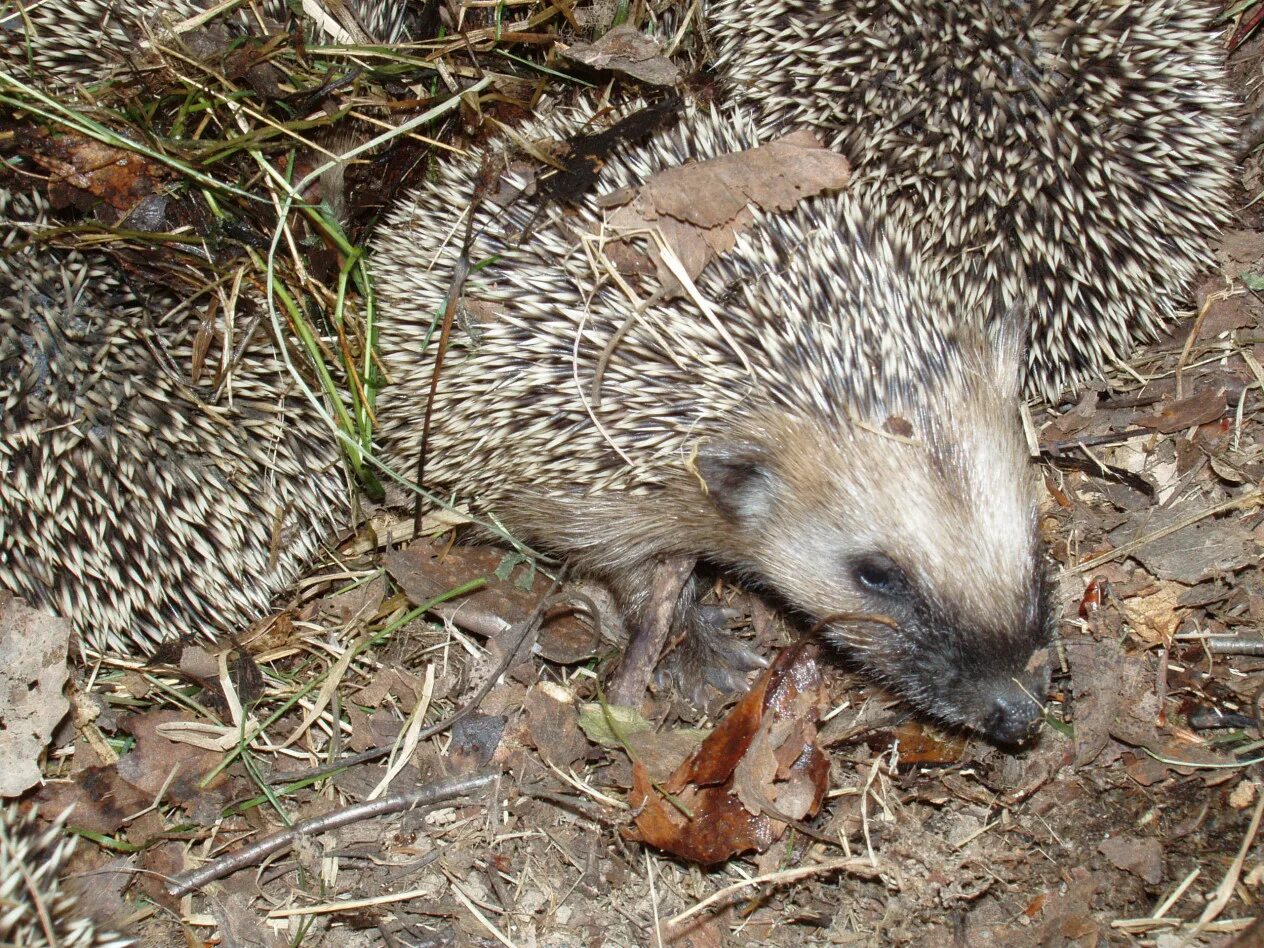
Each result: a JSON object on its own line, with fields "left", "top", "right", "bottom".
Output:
{"left": 0, "top": 805, "right": 135, "bottom": 947}
{"left": 706, "top": 0, "right": 1237, "bottom": 398}
{"left": 0, "top": 187, "right": 346, "bottom": 655}
{"left": 372, "top": 100, "right": 1053, "bottom": 745}
{"left": 0, "top": 0, "right": 414, "bottom": 90}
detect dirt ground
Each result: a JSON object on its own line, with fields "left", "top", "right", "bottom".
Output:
{"left": 10, "top": 4, "right": 1264, "bottom": 947}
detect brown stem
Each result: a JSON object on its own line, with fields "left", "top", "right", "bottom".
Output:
{"left": 607, "top": 555, "right": 696, "bottom": 706}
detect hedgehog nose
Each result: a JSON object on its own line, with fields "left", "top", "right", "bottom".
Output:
{"left": 981, "top": 686, "right": 1044, "bottom": 747}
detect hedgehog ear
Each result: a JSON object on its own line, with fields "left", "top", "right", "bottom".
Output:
{"left": 983, "top": 301, "right": 1032, "bottom": 399}
{"left": 694, "top": 440, "right": 780, "bottom": 526}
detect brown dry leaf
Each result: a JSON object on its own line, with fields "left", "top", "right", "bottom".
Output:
{"left": 0, "top": 592, "right": 72, "bottom": 797}
{"left": 30, "top": 131, "right": 170, "bottom": 216}
{"left": 448, "top": 712, "right": 507, "bottom": 773}
{"left": 178, "top": 645, "right": 221, "bottom": 683}
{"left": 1067, "top": 638, "right": 1156, "bottom": 768}
{"left": 37, "top": 766, "right": 150, "bottom": 836}
{"left": 1120, "top": 581, "right": 1186, "bottom": 646}
{"left": 1199, "top": 293, "right": 1258, "bottom": 337}
{"left": 605, "top": 130, "right": 850, "bottom": 296}
{"left": 625, "top": 727, "right": 708, "bottom": 783}
{"left": 1136, "top": 387, "right": 1227, "bottom": 434}
{"left": 385, "top": 541, "right": 600, "bottom": 661}
{"left": 1108, "top": 503, "right": 1257, "bottom": 583}
{"left": 118, "top": 710, "right": 229, "bottom": 802}
{"left": 39, "top": 709, "right": 228, "bottom": 833}
{"left": 561, "top": 24, "right": 682, "bottom": 86}
{"left": 523, "top": 682, "right": 588, "bottom": 768}
{"left": 356, "top": 667, "right": 425, "bottom": 712}
{"left": 316, "top": 573, "right": 386, "bottom": 625}
{"left": 895, "top": 721, "right": 968, "bottom": 766}
{"left": 1221, "top": 230, "right": 1264, "bottom": 276}
{"left": 63, "top": 850, "right": 134, "bottom": 933}
{"left": 624, "top": 642, "right": 829, "bottom": 864}
{"left": 1098, "top": 835, "right": 1164, "bottom": 885}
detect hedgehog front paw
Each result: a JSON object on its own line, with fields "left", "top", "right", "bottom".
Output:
{"left": 656, "top": 606, "right": 767, "bottom": 706}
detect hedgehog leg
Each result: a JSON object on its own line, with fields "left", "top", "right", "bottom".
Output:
{"left": 655, "top": 584, "right": 768, "bottom": 705}
{"left": 606, "top": 555, "right": 695, "bottom": 706}
{"left": 605, "top": 559, "right": 766, "bottom": 707}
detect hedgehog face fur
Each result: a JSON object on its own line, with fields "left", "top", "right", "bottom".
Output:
{"left": 710, "top": 0, "right": 1237, "bottom": 398}
{"left": 0, "top": 805, "right": 135, "bottom": 947}
{"left": 0, "top": 189, "right": 345, "bottom": 654}
{"left": 374, "top": 102, "right": 1053, "bottom": 744}
{"left": 696, "top": 382, "right": 1050, "bottom": 744}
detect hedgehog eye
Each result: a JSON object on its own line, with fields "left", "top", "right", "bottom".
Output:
{"left": 852, "top": 555, "right": 905, "bottom": 595}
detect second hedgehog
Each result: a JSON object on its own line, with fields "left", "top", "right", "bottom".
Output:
{"left": 374, "top": 103, "right": 1053, "bottom": 745}
{"left": 709, "top": 0, "right": 1237, "bottom": 397}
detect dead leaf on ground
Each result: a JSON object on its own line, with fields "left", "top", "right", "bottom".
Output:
{"left": 895, "top": 721, "right": 968, "bottom": 766}
{"left": 1099, "top": 835, "right": 1165, "bottom": 885}
{"left": 603, "top": 130, "right": 850, "bottom": 297}
{"left": 27, "top": 130, "right": 171, "bottom": 217}
{"left": 316, "top": 573, "right": 387, "bottom": 625}
{"left": 1119, "top": 581, "right": 1187, "bottom": 646}
{"left": 1067, "top": 638, "right": 1154, "bottom": 768}
{"left": 561, "top": 25, "right": 682, "bottom": 86}
{"left": 37, "top": 709, "right": 227, "bottom": 834}
{"left": 579, "top": 703, "right": 710, "bottom": 781}
{"left": 385, "top": 540, "right": 602, "bottom": 661}
{"left": 1108, "top": 503, "right": 1258, "bottom": 584}
{"left": 523, "top": 682, "right": 588, "bottom": 769}
{"left": 0, "top": 592, "right": 72, "bottom": 797}
{"left": 1135, "top": 387, "right": 1227, "bottom": 434}
{"left": 1198, "top": 293, "right": 1259, "bottom": 337}
{"left": 624, "top": 642, "right": 829, "bottom": 865}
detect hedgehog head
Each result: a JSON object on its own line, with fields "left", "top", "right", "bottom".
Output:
{"left": 695, "top": 314, "right": 1052, "bottom": 746}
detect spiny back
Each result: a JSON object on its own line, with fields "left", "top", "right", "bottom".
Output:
{"left": 710, "top": 0, "right": 1237, "bottom": 397}
{"left": 0, "top": 188, "right": 345, "bottom": 654}
{"left": 1, "top": 0, "right": 414, "bottom": 89}
{"left": 0, "top": 805, "right": 134, "bottom": 947}
{"left": 373, "top": 101, "right": 976, "bottom": 504}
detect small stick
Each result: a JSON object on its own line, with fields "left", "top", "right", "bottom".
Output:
{"left": 167, "top": 770, "right": 498, "bottom": 896}
{"left": 1175, "top": 295, "right": 1214, "bottom": 399}
{"left": 666, "top": 858, "right": 882, "bottom": 928}
{"left": 1041, "top": 427, "right": 1154, "bottom": 454}
{"left": 1174, "top": 636, "right": 1264, "bottom": 657}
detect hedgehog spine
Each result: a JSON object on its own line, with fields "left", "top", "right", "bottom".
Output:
{"left": 708, "top": 0, "right": 1236, "bottom": 397}
{"left": 0, "top": 805, "right": 135, "bottom": 947}
{"left": 0, "top": 188, "right": 346, "bottom": 654}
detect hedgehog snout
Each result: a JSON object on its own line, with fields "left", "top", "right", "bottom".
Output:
{"left": 977, "top": 678, "right": 1046, "bottom": 747}
{"left": 962, "top": 653, "right": 1052, "bottom": 747}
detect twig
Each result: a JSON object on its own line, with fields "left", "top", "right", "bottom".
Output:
{"left": 414, "top": 218, "right": 476, "bottom": 536}
{"left": 167, "top": 770, "right": 498, "bottom": 896}
{"left": 1041, "top": 427, "right": 1154, "bottom": 454}
{"left": 1069, "top": 490, "right": 1264, "bottom": 575}
{"left": 666, "top": 859, "right": 882, "bottom": 928}
{"left": 1175, "top": 294, "right": 1215, "bottom": 399}
{"left": 1173, "top": 635, "right": 1264, "bottom": 656}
